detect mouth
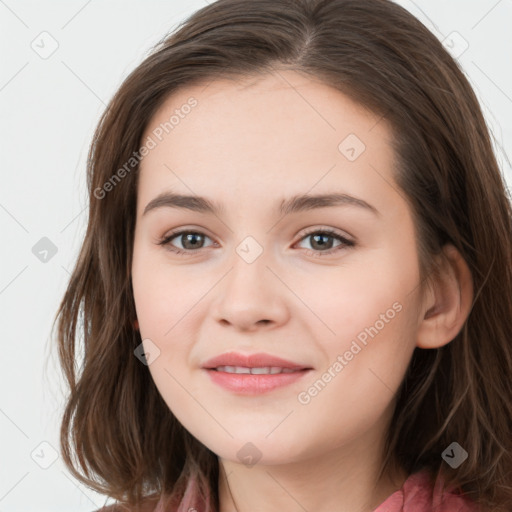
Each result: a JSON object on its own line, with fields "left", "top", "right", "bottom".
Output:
{"left": 210, "top": 365, "right": 305, "bottom": 374}
{"left": 201, "top": 352, "right": 313, "bottom": 394}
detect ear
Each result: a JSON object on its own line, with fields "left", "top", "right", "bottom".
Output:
{"left": 416, "top": 244, "right": 474, "bottom": 349}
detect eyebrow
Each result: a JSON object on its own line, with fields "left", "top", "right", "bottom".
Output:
{"left": 142, "top": 191, "right": 379, "bottom": 217}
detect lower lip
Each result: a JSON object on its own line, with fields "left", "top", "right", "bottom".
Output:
{"left": 204, "top": 368, "right": 312, "bottom": 394}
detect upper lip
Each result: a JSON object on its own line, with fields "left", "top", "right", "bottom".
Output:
{"left": 202, "top": 352, "right": 312, "bottom": 370}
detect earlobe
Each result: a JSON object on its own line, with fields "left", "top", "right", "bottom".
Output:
{"left": 416, "top": 244, "right": 474, "bottom": 349}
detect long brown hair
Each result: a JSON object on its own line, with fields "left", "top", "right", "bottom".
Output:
{"left": 52, "top": 0, "right": 512, "bottom": 510}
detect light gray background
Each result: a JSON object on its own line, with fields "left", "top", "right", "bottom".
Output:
{"left": 0, "top": 1, "right": 510, "bottom": 511}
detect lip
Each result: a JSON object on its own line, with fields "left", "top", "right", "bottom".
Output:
{"left": 204, "top": 368, "right": 312, "bottom": 394}
{"left": 201, "top": 351, "right": 311, "bottom": 371}
{"left": 201, "top": 351, "right": 313, "bottom": 395}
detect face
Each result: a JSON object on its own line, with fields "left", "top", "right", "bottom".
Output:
{"left": 131, "top": 70, "right": 424, "bottom": 466}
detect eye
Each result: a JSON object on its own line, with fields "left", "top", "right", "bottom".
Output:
{"left": 157, "top": 229, "right": 215, "bottom": 255}
{"left": 157, "top": 227, "right": 355, "bottom": 257}
{"left": 294, "top": 228, "right": 355, "bottom": 257}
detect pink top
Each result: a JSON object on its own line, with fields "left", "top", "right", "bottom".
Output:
{"left": 149, "top": 469, "right": 480, "bottom": 512}
{"left": 373, "top": 470, "right": 479, "bottom": 511}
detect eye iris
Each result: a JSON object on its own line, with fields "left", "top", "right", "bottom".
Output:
{"left": 310, "top": 233, "right": 333, "bottom": 250}
{"left": 182, "top": 233, "right": 204, "bottom": 250}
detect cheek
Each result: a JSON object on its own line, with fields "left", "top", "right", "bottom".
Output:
{"left": 295, "top": 251, "right": 418, "bottom": 345}
{"left": 294, "top": 290, "right": 419, "bottom": 445}
{"left": 131, "top": 251, "right": 200, "bottom": 415}
{"left": 131, "top": 246, "right": 213, "bottom": 391}
{"left": 132, "top": 244, "right": 198, "bottom": 337}
{"left": 300, "top": 244, "right": 421, "bottom": 388}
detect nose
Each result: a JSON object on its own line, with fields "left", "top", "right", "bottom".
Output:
{"left": 211, "top": 248, "right": 290, "bottom": 332}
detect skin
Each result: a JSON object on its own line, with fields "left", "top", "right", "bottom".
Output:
{"left": 131, "top": 69, "right": 473, "bottom": 512}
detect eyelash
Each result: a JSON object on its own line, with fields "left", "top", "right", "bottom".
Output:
{"left": 157, "top": 227, "right": 355, "bottom": 257}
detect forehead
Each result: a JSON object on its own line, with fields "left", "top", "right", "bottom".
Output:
{"left": 137, "top": 70, "right": 396, "bottom": 212}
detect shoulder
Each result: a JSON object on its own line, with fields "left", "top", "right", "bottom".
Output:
{"left": 406, "top": 470, "right": 480, "bottom": 512}
{"left": 375, "top": 470, "right": 480, "bottom": 512}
